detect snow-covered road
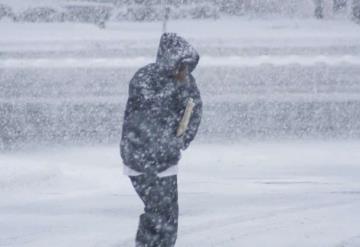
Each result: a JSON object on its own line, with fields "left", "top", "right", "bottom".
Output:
{"left": 1, "top": 142, "right": 360, "bottom": 247}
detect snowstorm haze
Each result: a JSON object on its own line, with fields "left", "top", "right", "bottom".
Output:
{"left": 1, "top": 1, "right": 360, "bottom": 247}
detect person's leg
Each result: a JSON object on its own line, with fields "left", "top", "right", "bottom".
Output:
{"left": 130, "top": 175, "right": 178, "bottom": 247}
{"left": 155, "top": 176, "right": 178, "bottom": 247}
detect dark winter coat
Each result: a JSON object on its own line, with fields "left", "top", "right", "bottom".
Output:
{"left": 120, "top": 33, "right": 202, "bottom": 174}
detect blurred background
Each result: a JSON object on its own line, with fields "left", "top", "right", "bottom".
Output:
{"left": 1, "top": 0, "right": 360, "bottom": 23}
{"left": 1, "top": 0, "right": 360, "bottom": 150}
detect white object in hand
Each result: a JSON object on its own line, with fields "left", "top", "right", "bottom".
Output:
{"left": 177, "top": 98, "right": 195, "bottom": 137}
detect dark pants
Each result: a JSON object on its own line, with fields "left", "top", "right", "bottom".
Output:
{"left": 130, "top": 175, "right": 179, "bottom": 247}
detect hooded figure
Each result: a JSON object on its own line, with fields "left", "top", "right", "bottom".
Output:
{"left": 120, "top": 33, "right": 202, "bottom": 247}
{"left": 120, "top": 33, "right": 202, "bottom": 174}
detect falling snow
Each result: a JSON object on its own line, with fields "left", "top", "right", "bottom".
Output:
{"left": 1, "top": 1, "right": 360, "bottom": 247}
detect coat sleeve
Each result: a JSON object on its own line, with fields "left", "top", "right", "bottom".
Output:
{"left": 182, "top": 78, "right": 203, "bottom": 149}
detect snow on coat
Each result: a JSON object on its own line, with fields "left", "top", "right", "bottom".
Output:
{"left": 120, "top": 33, "right": 202, "bottom": 174}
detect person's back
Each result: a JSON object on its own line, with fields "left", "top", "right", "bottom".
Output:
{"left": 120, "top": 33, "right": 202, "bottom": 247}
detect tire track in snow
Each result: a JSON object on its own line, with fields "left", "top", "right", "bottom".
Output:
{"left": 180, "top": 198, "right": 360, "bottom": 238}
{"left": 178, "top": 198, "right": 360, "bottom": 247}
{"left": 336, "top": 234, "right": 360, "bottom": 247}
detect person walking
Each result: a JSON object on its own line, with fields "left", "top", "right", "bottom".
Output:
{"left": 120, "top": 32, "right": 202, "bottom": 247}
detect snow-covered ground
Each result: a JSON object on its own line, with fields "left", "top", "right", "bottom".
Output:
{"left": 1, "top": 142, "right": 360, "bottom": 247}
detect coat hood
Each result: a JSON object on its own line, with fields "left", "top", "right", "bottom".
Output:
{"left": 156, "top": 33, "right": 200, "bottom": 76}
